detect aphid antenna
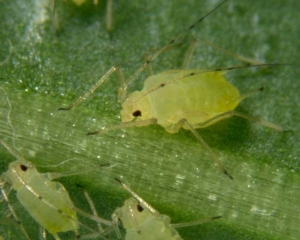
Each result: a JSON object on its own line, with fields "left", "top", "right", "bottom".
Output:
{"left": 114, "top": 178, "right": 159, "bottom": 216}
{"left": 123, "top": 0, "right": 229, "bottom": 88}
{"left": 58, "top": 1, "right": 229, "bottom": 110}
{"left": 128, "top": 204, "right": 142, "bottom": 234}
{"left": 0, "top": 138, "right": 30, "bottom": 165}
{"left": 36, "top": 158, "right": 110, "bottom": 169}
{"left": 44, "top": 162, "right": 111, "bottom": 181}
{"left": 171, "top": 215, "right": 222, "bottom": 229}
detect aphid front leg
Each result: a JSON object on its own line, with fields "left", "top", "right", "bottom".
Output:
{"left": 59, "top": 66, "right": 117, "bottom": 111}
{"left": 203, "top": 110, "right": 284, "bottom": 132}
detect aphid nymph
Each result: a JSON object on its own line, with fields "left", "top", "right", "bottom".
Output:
{"left": 0, "top": 139, "right": 113, "bottom": 239}
{"left": 112, "top": 178, "right": 221, "bottom": 240}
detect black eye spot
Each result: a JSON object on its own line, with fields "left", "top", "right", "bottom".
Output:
{"left": 132, "top": 110, "right": 142, "bottom": 117}
{"left": 137, "top": 204, "right": 144, "bottom": 212}
{"left": 20, "top": 164, "right": 28, "bottom": 171}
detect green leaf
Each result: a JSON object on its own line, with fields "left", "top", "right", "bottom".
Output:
{"left": 0, "top": 0, "right": 299, "bottom": 239}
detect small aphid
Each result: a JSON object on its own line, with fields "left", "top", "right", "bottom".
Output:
{"left": 112, "top": 178, "right": 221, "bottom": 240}
{"left": 0, "top": 139, "right": 113, "bottom": 240}
{"left": 59, "top": 0, "right": 285, "bottom": 179}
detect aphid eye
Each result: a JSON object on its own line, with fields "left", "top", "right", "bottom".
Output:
{"left": 132, "top": 110, "right": 142, "bottom": 117}
{"left": 137, "top": 204, "right": 144, "bottom": 212}
{"left": 20, "top": 164, "right": 28, "bottom": 171}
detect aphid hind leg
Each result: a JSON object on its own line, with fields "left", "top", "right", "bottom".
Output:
{"left": 170, "top": 215, "right": 222, "bottom": 229}
{"left": 0, "top": 182, "right": 31, "bottom": 240}
{"left": 198, "top": 110, "right": 283, "bottom": 132}
{"left": 177, "top": 119, "right": 233, "bottom": 179}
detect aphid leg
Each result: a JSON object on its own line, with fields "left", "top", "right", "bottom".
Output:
{"left": 52, "top": 233, "right": 61, "bottom": 240}
{"left": 143, "top": 51, "right": 154, "bottom": 77}
{"left": 59, "top": 66, "right": 117, "bottom": 110}
{"left": 39, "top": 228, "right": 47, "bottom": 240}
{"left": 50, "top": 0, "right": 60, "bottom": 31}
{"left": 197, "top": 38, "right": 265, "bottom": 65}
{"left": 110, "top": 214, "right": 122, "bottom": 240}
{"left": 79, "top": 186, "right": 104, "bottom": 233}
{"left": 182, "top": 39, "right": 198, "bottom": 69}
{"left": 170, "top": 215, "right": 222, "bottom": 229}
{"left": 72, "top": 206, "right": 113, "bottom": 229}
{"left": 86, "top": 118, "right": 157, "bottom": 135}
{"left": 178, "top": 119, "right": 233, "bottom": 179}
{"left": 72, "top": 186, "right": 116, "bottom": 240}
{"left": 123, "top": 0, "right": 229, "bottom": 89}
{"left": 0, "top": 182, "right": 31, "bottom": 240}
{"left": 229, "top": 111, "right": 283, "bottom": 131}
{"left": 106, "top": 0, "right": 113, "bottom": 32}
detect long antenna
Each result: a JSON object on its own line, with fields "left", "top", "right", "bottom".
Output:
{"left": 124, "top": 0, "right": 229, "bottom": 88}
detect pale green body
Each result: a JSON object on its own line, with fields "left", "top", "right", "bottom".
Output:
{"left": 121, "top": 70, "right": 241, "bottom": 133}
{"left": 112, "top": 197, "right": 182, "bottom": 240}
{"left": 1, "top": 160, "right": 78, "bottom": 235}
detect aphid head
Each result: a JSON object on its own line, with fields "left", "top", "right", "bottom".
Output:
{"left": 2, "top": 160, "right": 36, "bottom": 190}
{"left": 121, "top": 91, "right": 153, "bottom": 123}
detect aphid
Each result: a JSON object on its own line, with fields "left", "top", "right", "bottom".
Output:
{"left": 59, "top": 0, "right": 285, "bottom": 179}
{"left": 0, "top": 139, "right": 113, "bottom": 240}
{"left": 52, "top": 0, "right": 113, "bottom": 32}
{"left": 112, "top": 178, "right": 221, "bottom": 240}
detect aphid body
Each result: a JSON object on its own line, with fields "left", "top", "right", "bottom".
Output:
{"left": 0, "top": 139, "right": 115, "bottom": 239}
{"left": 1, "top": 159, "right": 79, "bottom": 238}
{"left": 113, "top": 197, "right": 182, "bottom": 240}
{"left": 121, "top": 70, "right": 240, "bottom": 133}
{"left": 60, "top": 0, "right": 283, "bottom": 179}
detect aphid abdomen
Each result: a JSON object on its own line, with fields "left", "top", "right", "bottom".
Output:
{"left": 147, "top": 70, "right": 241, "bottom": 132}
{"left": 16, "top": 175, "right": 78, "bottom": 234}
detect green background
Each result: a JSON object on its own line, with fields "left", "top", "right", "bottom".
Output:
{"left": 0, "top": 0, "right": 299, "bottom": 239}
